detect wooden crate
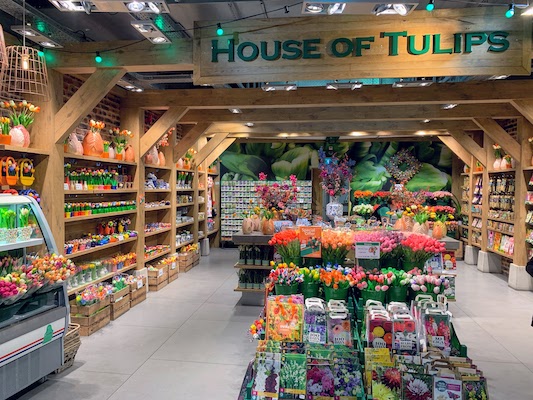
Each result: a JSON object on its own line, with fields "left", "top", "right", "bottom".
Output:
{"left": 111, "top": 293, "right": 130, "bottom": 320}
{"left": 70, "top": 297, "right": 110, "bottom": 316}
{"left": 130, "top": 288, "right": 147, "bottom": 307}
{"left": 149, "top": 279, "right": 168, "bottom": 292}
{"left": 168, "top": 264, "right": 178, "bottom": 280}
{"left": 109, "top": 287, "right": 130, "bottom": 303}
{"left": 72, "top": 306, "right": 111, "bottom": 336}
{"left": 148, "top": 264, "right": 169, "bottom": 286}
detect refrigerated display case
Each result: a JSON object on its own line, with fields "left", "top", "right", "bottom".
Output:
{"left": 0, "top": 194, "right": 68, "bottom": 400}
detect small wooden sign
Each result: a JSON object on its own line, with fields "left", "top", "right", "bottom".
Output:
{"left": 193, "top": 8, "right": 531, "bottom": 84}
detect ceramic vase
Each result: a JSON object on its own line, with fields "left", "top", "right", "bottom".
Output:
{"left": 242, "top": 217, "right": 253, "bottom": 234}
{"left": 413, "top": 221, "right": 429, "bottom": 235}
{"left": 251, "top": 215, "right": 261, "bottom": 231}
{"left": 9, "top": 125, "right": 30, "bottom": 147}
{"left": 82, "top": 130, "right": 104, "bottom": 156}
{"left": 432, "top": 221, "right": 447, "bottom": 240}
{"left": 261, "top": 218, "right": 274, "bottom": 235}
{"left": 326, "top": 196, "right": 343, "bottom": 220}
{"left": 493, "top": 158, "right": 502, "bottom": 170}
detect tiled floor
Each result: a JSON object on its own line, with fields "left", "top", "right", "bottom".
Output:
{"left": 15, "top": 250, "right": 533, "bottom": 399}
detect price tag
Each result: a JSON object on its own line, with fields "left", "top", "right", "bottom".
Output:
{"left": 399, "top": 340, "right": 414, "bottom": 351}
{"left": 137, "top": 280, "right": 143, "bottom": 289}
{"left": 431, "top": 336, "right": 445, "bottom": 348}
{"left": 64, "top": 183, "right": 69, "bottom": 190}
{"left": 115, "top": 296, "right": 124, "bottom": 303}
{"left": 171, "top": 262, "right": 176, "bottom": 270}
{"left": 333, "top": 336, "right": 347, "bottom": 345}
{"left": 75, "top": 183, "right": 83, "bottom": 191}
{"left": 308, "top": 332, "right": 322, "bottom": 344}
{"left": 355, "top": 242, "right": 380, "bottom": 259}
{"left": 158, "top": 268, "right": 163, "bottom": 277}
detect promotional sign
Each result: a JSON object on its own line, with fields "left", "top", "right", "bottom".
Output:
{"left": 355, "top": 242, "right": 380, "bottom": 260}
{"left": 193, "top": 8, "right": 531, "bottom": 84}
{"left": 299, "top": 226, "right": 322, "bottom": 258}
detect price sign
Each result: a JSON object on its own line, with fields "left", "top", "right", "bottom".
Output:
{"left": 158, "top": 268, "right": 164, "bottom": 277}
{"left": 308, "top": 332, "right": 322, "bottom": 344}
{"left": 399, "top": 340, "right": 414, "bottom": 351}
{"left": 171, "top": 262, "right": 177, "bottom": 270}
{"left": 75, "top": 183, "right": 83, "bottom": 191}
{"left": 431, "top": 336, "right": 446, "bottom": 348}
{"left": 355, "top": 242, "right": 380, "bottom": 259}
{"left": 137, "top": 280, "right": 143, "bottom": 289}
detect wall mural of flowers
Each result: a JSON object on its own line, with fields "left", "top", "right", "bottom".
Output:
{"left": 220, "top": 141, "right": 452, "bottom": 203}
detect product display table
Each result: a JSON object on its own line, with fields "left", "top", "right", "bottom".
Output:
{"left": 232, "top": 231, "right": 272, "bottom": 246}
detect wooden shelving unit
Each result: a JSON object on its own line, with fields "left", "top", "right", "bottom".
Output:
{"left": 67, "top": 263, "right": 138, "bottom": 295}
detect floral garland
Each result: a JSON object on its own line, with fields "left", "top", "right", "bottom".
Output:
{"left": 385, "top": 149, "right": 421, "bottom": 183}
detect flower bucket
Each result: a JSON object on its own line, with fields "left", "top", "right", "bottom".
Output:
{"left": 361, "top": 289, "right": 386, "bottom": 304}
{"left": 301, "top": 282, "right": 319, "bottom": 299}
{"left": 380, "top": 256, "right": 400, "bottom": 269}
{"left": 275, "top": 283, "right": 300, "bottom": 295}
{"left": 358, "top": 258, "right": 380, "bottom": 270}
{"left": 261, "top": 218, "right": 274, "bottom": 235}
{"left": 387, "top": 286, "right": 408, "bottom": 303}
{"left": 324, "top": 286, "right": 349, "bottom": 302}
{"left": 282, "top": 255, "right": 302, "bottom": 267}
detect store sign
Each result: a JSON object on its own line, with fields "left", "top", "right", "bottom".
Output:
{"left": 193, "top": 8, "right": 531, "bottom": 84}
{"left": 355, "top": 242, "right": 380, "bottom": 260}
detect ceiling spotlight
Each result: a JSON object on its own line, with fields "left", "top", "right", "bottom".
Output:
{"left": 305, "top": 3, "right": 324, "bottom": 13}
{"left": 392, "top": 79, "right": 433, "bottom": 88}
{"left": 279, "top": 133, "right": 289, "bottom": 138}
{"left": 40, "top": 41, "right": 57, "bottom": 48}
{"left": 423, "top": 119, "right": 431, "bottom": 123}
{"left": 131, "top": 21, "right": 170, "bottom": 44}
{"left": 11, "top": 25, "right": 63, "bottom": 48}
{"left": 135, "top": 88, "right": 143, "bottom": 92}
{"left": 415, "top": 131, "right": 427, "bottom": 136}
{"left": 506, "top": 3, "right": 515, "bottom": 18}
{"left": 326, "top": 82, "right": 362, "bottom": 90}
{"left": 125, "top": 85, "right": 135, "bottom": 89}
{"left": 489, "top": 74, "right": 509, "bottom": 80}
{"left": 441, "top": 103, "right": 458, "bottom": 110}
{"left": 261, "top": 83, "right": 297, "bottom": 91}
{"left": 393, "top": 4, "right": 408, "bottom": 15}
{"left": 426, "top": 0, "right": 434, "bottom": 11}
{"left": 349, "top": 132, "right": 367, "bottom": 136}
{"left": 373, "top": 3, "right": 417, "bottom": 16}
{"left": 151, "top": 36, "right": 169, "bottom": 44}
{"left": 522, "top": 4, "right": 533, "bottom": 15}
{"left": 327, "top": 2, "right": 346, "bottom": 14}
{"left": 229, "top": 108, "right": 242, "bottom": 114}
{"left": 244, "top": 122, "right": 254, "bottom": 127}
{"left": 148, "top": 2, "right": 161, "bottom": 13}
{"left": 127, "top": 1, "right": 145, "bottom": 12}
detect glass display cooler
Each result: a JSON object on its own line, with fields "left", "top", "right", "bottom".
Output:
{"left": 0, "top": 194, "right": 68, "bottom": 400}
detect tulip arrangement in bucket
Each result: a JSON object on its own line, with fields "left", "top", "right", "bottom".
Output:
{"left": 319, "top": 266, "right": 356, "bottom": 301}
{"left": 268, "top": 229, "right": 301, "bottom": 266}
{"left": 410, "top": 273, "right": 450, "bottom": 300}
{"left": 267, "top": 265, "right": 304, "bottom": 295}
{"left": 300, "top": 266, "right": 320, "bottom": 298}
{"left": 381, "top": 267, "right": 413, "bottom": 302}
{"left": 400, "top": 233, "right": 446, "bottom": 271}
{"left": 321, "top": 229, "right": 354, "bottom": 266}
{"left": 353, "top": 230, "right": 403, "bottom": 269}
{"left": 353, "top": 270, "right": 390, "bottom": 304}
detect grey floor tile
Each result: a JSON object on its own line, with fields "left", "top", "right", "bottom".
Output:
{"left": 75, "top": 324, "right": 176, "bottom": 374}
{"left": 190, "top": 302, "right": 263, "bottom": 322}
{"left": 151, "top": 319, "right": 256, "bottom": 365}
{"left": 107, "top": 359, "right": 248, "bottom": 400}
{"left": 475, "top": 361, "right": 533, "bottom": 399}
{"left": 16, "top": 370, "right": 129, "bottom": 400}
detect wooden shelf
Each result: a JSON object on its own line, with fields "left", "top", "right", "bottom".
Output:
{"left": 486, "top": 248, "right": 514, "bottom": 259}
{"left": 460, "top": 237, "right": 469, "bottom": 243}
{"left": 471, "top": 213, "right": 482, "bottom": 218}
{"left": 176, "top": 188, "right": 194, "bottom": 192}
{"left": 176, "top": 202, "right": 194, "bottom": 207}
{"left": 0, "top": 145, "right": 50, "bottom": 156}
{"left": 65, "top": 189, "right": 137, "bottom": 195}
{"left": 234, "top": 263, "right": 270, "bottom": 270}
{"left": 208, "top": 228, "right": 219, "bottom": 235}
{"left": 522, "top": 166, "right": 533, "bottom": 171}
{"left": 176, "top": 239, "right": 194, "bottom": 249}
{"left": 145, "top": 205, "right": 171, "bottom": 212}
{"left": 145, "top": 164, "right": 171, "bottom": 170}
{"left": 176, "top": 168, "right": 194, "bottom": 173}
{"left": 471, "top": 243, "right": 482, "bottom": 249}
{"left": 487, "top": 227, "right": 514, "bottom": 235}
{"left": 65, "top": 209, "right": 136, "bottom": 223}
{"left": 488, "top": 169, "right": 516, "bottom": 174}
{"left": 144, "top": 249, "right": 171, "bottom": 263}
{"left": 65, "top": 153, "right": 137, "bottom": 166}
{"left": 208, "top": 172, "right": 219, "bottom": 177}
{"left": 145, "top": 189, "right": 171, "bottom": 193}
{"left": 176, "top": 220, "right": 194, "bottom": 229}
{"left": 460, "top": 172, "right": 470, "bottom": 176}
{"left": 472, "top": 171, "right": 484, "bottom": 175}
{"left": 65, "top": 236, "right": 137, "bottom": 259}
{"left": 488, "top": 217, "right": 514, "bottom": 224}
{"left": 471, "top": 227, "right": 482, "bottom": 233}
{"left": 234, "top": 287, "right": 265, "bottom": 293}
{"left": 144, "top": 227, "right": 172, "bottom": 237}
{"left": 67, "top": 263, "right": 137, "bottom": 296}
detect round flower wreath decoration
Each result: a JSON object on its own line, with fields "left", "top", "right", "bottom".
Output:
{"left": 385, "top": 149, "right": 422, "bottom": 183}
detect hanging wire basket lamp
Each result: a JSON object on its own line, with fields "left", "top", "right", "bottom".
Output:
{"left": 0, "top": 25, "right": 7, "bottom": 95}
{"left": 4, "top": 46, "right": 50, "bottom": 100}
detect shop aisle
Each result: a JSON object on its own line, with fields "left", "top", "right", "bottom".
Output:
{"left": 15, "top": 250, "right": 533, "bottom": 400}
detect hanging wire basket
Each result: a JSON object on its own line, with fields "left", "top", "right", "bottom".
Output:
{"left": 4, "top": 46, "right": 49, "bottom": 100}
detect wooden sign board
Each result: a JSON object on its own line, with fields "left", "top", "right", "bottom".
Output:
{"left": 193, "top": 8, "right": 531, "bottom": 85}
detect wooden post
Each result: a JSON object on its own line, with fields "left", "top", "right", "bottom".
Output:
{"left": 194, "top": 132, "right": 230, "bottom": 165}
{"left": 447, "top": 130, "right": 487, "bottom": 166}
{"left": 140, "top": 107, "right": 188, "bottom": 157}
{"left": 174, "top": 123, "right": 212, "bottom": 162}
{"left": 438, "top": 136, "right": 473, "bottom": 165}
{"left": 203, "top": 138, "right": 236, "bottom": 168}
{"left": 473, "top": 118, "right": 521, "bottom": 161}
{"left": 54, "top": 68, "right": 126, "bottom": 143}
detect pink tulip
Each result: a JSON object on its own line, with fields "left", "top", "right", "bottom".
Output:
{"left": 412, "top": 284, "right": 420, "bottom": 291}
{"left": 435, "top": 280, "right": 441, "bottom": 286}
{"left": 375, "top": 285, "right": 381, "bottom": 291}
{"left": 381, "top": 285, "right": 389, "bottom": 291}
{"left": 433, "top": 287, "right": 440, "bottom": 294}
{"left": 421, "top": 285, "right": 427, "bottom": 292}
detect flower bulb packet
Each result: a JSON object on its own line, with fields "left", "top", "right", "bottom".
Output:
{"left": 432, "top": 376, "right": 462, "bottom": 400}
{"left": 266, "top": 296, "right": 304, "bottom": 342}
{"left": 253, "top": 352, "right": 282, "bottom": 400}
{"left": 281, "top": 342, "right": 306, "bottom": 354}
{"left": 423, "top": 310, "right": 452, "bottom": 356}
{"left": 401, "top": 372, "right": 433, "bottom": 400}
{"left": 371, "top": 365, "right": 401, "bottom": 400}
{"left": 462, "top": 378, "right": 489, "bottom": 400}
{"left": 306, "top": 362, "right": 335, "bottom": 399}
{"left": 333, "top": 361, "right": 363, "bottom": 399}
{"left": 303, "top": 307, "right": 327, "bottom": 344}
{"left": 392, "top": 314, "right": 419, "bottom": 356}
{"left": 279, "top": 353, "right": 307, "bottom": 399}
{"left": 327, "top": 312, "right": 353, "bottom": 347}
{"left": 367, "top": 313, "right": 393, "bottom": 350}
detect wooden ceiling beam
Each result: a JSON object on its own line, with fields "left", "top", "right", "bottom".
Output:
{"left": 122, "top": 80, "right": 533, "bottom": 110}
{"left": 438, "top": 136, "right": 474, "bottom": 165}
{"left": 174, "top": 123, "right": 212, "bottom": 162}
{"left": 181, "top": 104, "right": 519, "bottom": 123}
{"left": 447, "top": 129, "right": 487, "bottom": 166}
{"left": 47, "top": 39, "right": 193, "bottom": 74}
{"left": 194, "top": 132, "right": 230, "bottom": 165}
{"left": 204, "top": 139, "right": 236, "bottom": 168}
{"left": 54, "top": 68, "right": 126, "bottom": 143}
{"left": 473, "top": 117, "right": 521, "bottom": 160}
{"left": 205, "top": 120, "right": 479, "bottom": 135}
{"left": 140, "top": 107, "right": 188, "bottom": 157}
{"left": 511, "top": 99, "right": 533, "bottom": 126}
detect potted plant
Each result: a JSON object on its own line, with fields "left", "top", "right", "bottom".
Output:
{"left": 354, "top": 270, "right": 389, "bottom": 304}
{"left": 300, "top": 266, "right": 320, "bottom": 298}
{"left": 255, "top": 172, "right": 299, "bottom": 219}
{"left": 400, "top": 233, "right": 446, "bottom": 271}
{"left": 111, "top": 128, "right": 133, "bottom": 160}
{"left": 381, "top": 268, "right": 412, "bottom": 303}
{"left": 268, "top": 265, "right": 303, "bottom": 295}
{"left": 0, "top": 117, "right": 11, "bottom": 145}
{"left": 1, "top": 100, "right": 40, "bottom": 147}
{"left": 237, "top": 270, "right": 246, "bottom": 289}
{"left": 492, "top": 143, "right": 503, "bottom": 170}
{"left": 321, "top": 229, "right": 354, "bottom": 266}
{"left": 410, "top": 274, "right": 450, "bottom": 301}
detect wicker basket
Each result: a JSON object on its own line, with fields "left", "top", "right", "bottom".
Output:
{"left": 54, "top": 323, "right": 81, "bottom": 374}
